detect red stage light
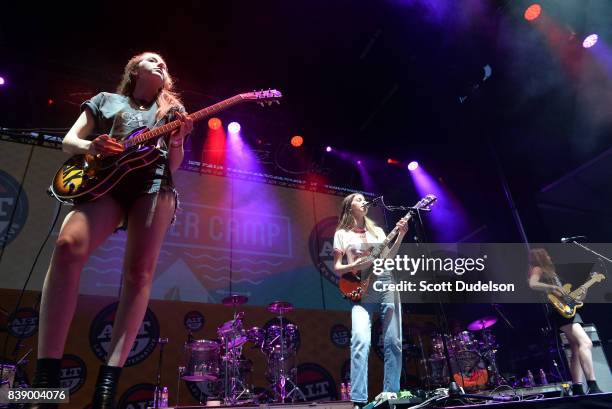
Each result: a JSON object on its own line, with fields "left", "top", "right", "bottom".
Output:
{"left": 208, "top": 117, "right": 222, "bottom": 130}
{"left": 387, "top": 158, "right": 399, "bottom": 165}
{"left": 291, "top": 135, "right": 304, "bottom": 147}
{"left": 47, "top": 98, "right": 54, "bottom": 106}
{"left": 524, "top": 4, "right": 541, "bottom": 21}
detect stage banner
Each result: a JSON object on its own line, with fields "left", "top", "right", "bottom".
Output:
{"left": 0, "top": 141, "right": 385, "bottom": 310}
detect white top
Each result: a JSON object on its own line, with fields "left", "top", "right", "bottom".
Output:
{"left": 333, "top": 226, "right": 386, "bottom": 265}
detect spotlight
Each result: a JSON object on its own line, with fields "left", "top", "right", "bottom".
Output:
{"left": 408, "top": 161, "right": 419, "bottom": 171}
{"left": 357, "top": 160, "right": 362, "bottom": 165}
{"left": 290, "top": 135, "right": 304, "bottom": 147}
{"left": 47, "top": 98, "right": 54, "bottom": 106}
{"left": 325, "top": 146, "right": 332, "bottom": 152}
{"left": 228, "top": 122, "right": 241, "bottom": 134}
{"left": 387, "top": 158, "right": 399, "bottom": 165}
{"left": 524, "top": 4, "right": 541, "bottom": 21}
{"left": 0, "top": 76, "right": 5, "bottom": 86}
{"left": 208, "top": 117, "right": 222, "bottom": 130}
{"left": 583, "top": 34, "right": 598, "bottom": 48}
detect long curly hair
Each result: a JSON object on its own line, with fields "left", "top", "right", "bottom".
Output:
{"left": 116, "top": 52, "right": 183, "bottom": 121}
{"left": 335, "top": 193, "right": 382, "bottom": 239}
{"left": 528, "top": 248, "right": 555, "bottom": 277}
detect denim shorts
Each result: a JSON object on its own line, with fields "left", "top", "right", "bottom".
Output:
{"left": 109, "top": 159, "right": 178, "bottom": 231}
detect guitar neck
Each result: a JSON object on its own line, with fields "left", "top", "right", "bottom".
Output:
{"left": 581, "top": 276, "right": 601, "bottom": 290}
{"left": 371, "top": 210, "right": 413, "bottom": 258}
{"left": 123, "top": 94, "right": 244, "bottom": 148}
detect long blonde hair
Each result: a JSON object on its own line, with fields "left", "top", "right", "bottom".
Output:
{"left": 336, "top": 193, "right": 382, "bottom": 239}
{"left": 528, "top": 248, "right": 555, "bottom": 277}
{"left": 116, "top": 52, "right": 183, "bottom": 121}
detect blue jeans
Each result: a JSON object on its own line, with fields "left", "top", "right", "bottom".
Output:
{"left": 350, "top": 300, "right": 402, "bottom": 403}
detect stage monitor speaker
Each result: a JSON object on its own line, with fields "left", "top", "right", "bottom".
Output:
{"left": 560, "top": 323, "right": 612, "bottom": 393}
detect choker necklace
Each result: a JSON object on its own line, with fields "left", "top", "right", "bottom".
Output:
{"left": 131, "top": 96, "right": 153, "bottom": 111}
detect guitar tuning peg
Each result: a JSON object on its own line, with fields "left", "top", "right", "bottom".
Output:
{"left": 275, "top": 100, "right": 280, "bottom": 105}
{"left": 258, "top": 102, "right": 264, "bottom": 107}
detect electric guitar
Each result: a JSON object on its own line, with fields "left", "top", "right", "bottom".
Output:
{"left": 48, "top": 89, "right": 282, "bottom": 203}
{"left": 548, "top": 271, "right": 606, "bottom": 318}
{"left": 338, "top": 194, "right": 437, "bottom": 301}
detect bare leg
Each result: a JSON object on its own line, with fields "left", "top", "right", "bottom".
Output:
{"left": 562, "top": 323, "right": 595, "bottom": 382}
{"left": 106, "top": 192, "right": 175, "bottom": 366}
{"left": 38, "top": 196, "right": 123, "bottom": 358}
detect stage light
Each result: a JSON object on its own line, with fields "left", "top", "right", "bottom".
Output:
{"left": 290, "top": 135, "right": 304, "bottom": 147}
{"left": 408, "top": 161, "right": 419, "bottom": 171}
{"left": 0, "top": 77, "right": 5, "bottom": 86}
{"left": 387, "top": 158, "right": 399, "bottom": 165}
{"left": 583, "top": 34, "right": 598, "bottom": 48}
{"left": 357, "top": 160, "right": 362, "bottom": 165}
{"left": 524, "top": 4, "right": 541, "bottom": 21}
{"left": 47, "top": 98, "right": 54, "bottom": 106}
{"left": 208, "top": 117, "right": 222, "bottom": 130}
{"left": 325, "top": 146, "right": 332, "bottom": 152}
{"left": 228, "top": 122, "right": 241, "bottom": 134}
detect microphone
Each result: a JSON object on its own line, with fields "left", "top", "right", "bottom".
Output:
{"left": 561, "top": 235, "right": 587, "bottom": 243}
{"left": 364, "top": 196, "right": 382, "bottom": 209}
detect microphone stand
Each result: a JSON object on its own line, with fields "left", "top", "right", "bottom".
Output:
{"left": 385, "top": 200, "right": 509, "bottom": 403}
{"left": 568, "top": 241, "right": 612, "bottom": 265}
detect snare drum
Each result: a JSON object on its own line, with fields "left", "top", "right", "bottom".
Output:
{"left": 182, "top": 340, "right": 220, "bottom": 381}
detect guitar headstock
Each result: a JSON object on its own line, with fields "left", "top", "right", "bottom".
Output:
{"left": 241, "top": 89, "right": 283, "bottom": 107}
{"left": 591, "top": 272, "right": 606, "bottom": 282}
{"left": 414, "top": 194, "right": 437, "bottom": 210}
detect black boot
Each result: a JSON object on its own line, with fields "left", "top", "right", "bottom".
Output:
{"left": 572, "top": 383, "right": 586, "bottom": 396}
{"left": 92, "top": 365, "right": 122, "bottom": 409}
{"left": 28, "top": 358, "right": 61, "bottom": 409}
{"left": 587, "top": 380, "right": 603, "bottom": 394}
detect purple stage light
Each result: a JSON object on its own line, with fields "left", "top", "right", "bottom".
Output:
{"left": 357, "top": 160, "right": 362, "bottom": 165}
{"left": 325, "top": 146, "right": 332, "bottom": 152}
{"left": 407, "top": 161, "right": 419, "bottom": 171}
{"left": 228, "top": 121, "right": 241, "bottom": 133}
{"left": 583, "top": 34, "right": 598, "bottom": 49}
{"left": 0, "top": 77, "right": 5, "bottom": 86}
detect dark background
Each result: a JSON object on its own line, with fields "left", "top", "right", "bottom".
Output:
{"left": 1, "top": 0, "right": 611, "bottom": 385}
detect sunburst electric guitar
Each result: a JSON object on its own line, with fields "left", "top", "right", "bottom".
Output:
{"left": 548, "top": 271, "right": 606, "bottom": 318}
{"left": 338, "top": 194, "right": 437, "bottom": 301}
{"left": 49, "top": 89, "right": 282, "bottom": 203}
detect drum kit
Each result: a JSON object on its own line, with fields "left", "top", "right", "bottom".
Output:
{"left": 424, "top": 316, "right": 504, "bottom": 391}
{"left": 180, "top": 295, "right": 305, "bottom": 405}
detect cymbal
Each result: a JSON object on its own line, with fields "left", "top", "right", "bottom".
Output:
{"left": 467, "top": 316, "right": 497, "bottom": 331}
{"left": 267, "top": 301, "right": 294, "bottom": 315}
{"left": 222, "top": 294, "right": 249, "bottom": 307}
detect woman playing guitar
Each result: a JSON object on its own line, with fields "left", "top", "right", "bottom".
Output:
{"left": 332, "top": 193, "right": 408, "bottom": 408}
{"left": 528, "top": 248, "right": 603, "bottom": 395}
{"left": 31, "top": 52, "right": 193, "bottom": 409}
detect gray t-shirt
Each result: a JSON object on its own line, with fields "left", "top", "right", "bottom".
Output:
{"left": 81, "top": 92, "right": 185, "bottom": 148}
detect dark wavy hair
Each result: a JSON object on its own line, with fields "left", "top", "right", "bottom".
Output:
{"left": 528, "top": 248, "right": 555, "bottom": 277}
{"left": 116, "top": 52, "right": 183, "bottom": 121}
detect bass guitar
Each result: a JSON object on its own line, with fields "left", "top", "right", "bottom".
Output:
{"left": 548, "top": 271, "right": 605, "bottom": 318}
{"left": 49, "top": 89, "right": 282, "bottom": 203}
{"left": 338, "top": 194, "right": 437, "bottom": 301}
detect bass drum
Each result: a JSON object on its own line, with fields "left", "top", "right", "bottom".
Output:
{"left": 450, "top": 350, "right": 488, "bottom": 391}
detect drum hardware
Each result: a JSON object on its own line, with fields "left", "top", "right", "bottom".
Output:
{"left": 264, "top": 301, "right": 305, "bottom": 403}
{"left": 219, "top": 294, "right": 253, "bottom": 405}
